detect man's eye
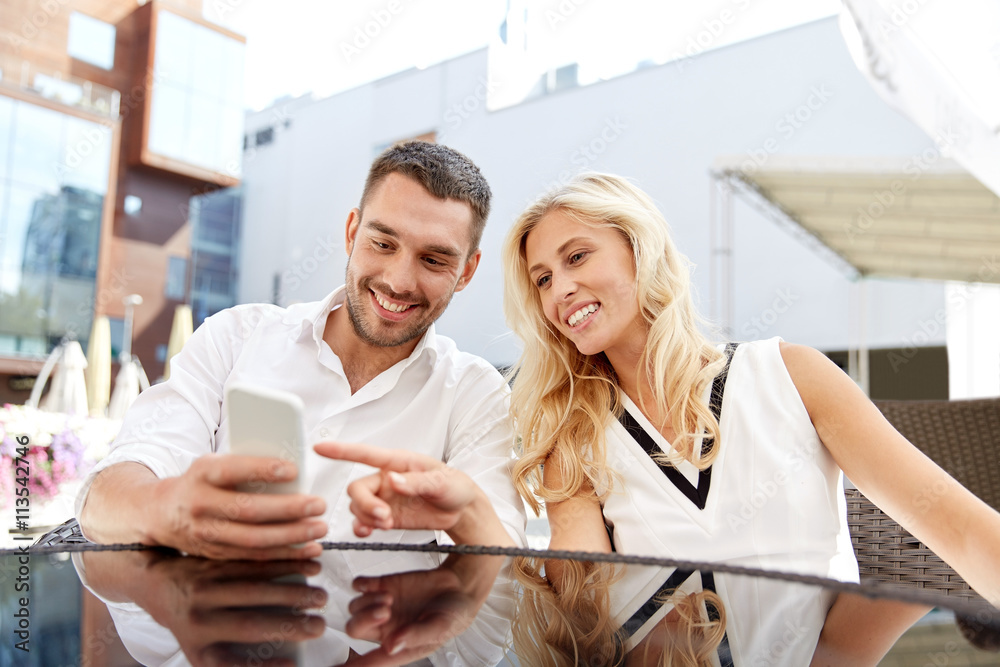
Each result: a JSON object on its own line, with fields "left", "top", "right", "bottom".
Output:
{"left": 424, "top": 257, "right": 440, "bottom": 266}
{"left": 570, "top": 252, "right": 586, "bottom": 263}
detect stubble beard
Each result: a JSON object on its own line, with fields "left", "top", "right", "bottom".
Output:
{"left": 345, "top": 274, "right": 450, "bottom": 348}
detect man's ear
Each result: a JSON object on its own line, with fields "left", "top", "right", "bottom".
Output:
{"left": 455, "top": 249, "right": 482, "bottom": 292}
{"left": 344, "top": 208, "right": 361, "bottom": 256}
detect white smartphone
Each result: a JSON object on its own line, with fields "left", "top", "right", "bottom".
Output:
{"left": 224, "top": 382, "right": 306, "bottom": 494}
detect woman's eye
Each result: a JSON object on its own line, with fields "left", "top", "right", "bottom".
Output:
{"left": 535, "top": 275, "right": 550, "bottom": 288}
{"left": 570, "top": 252, "right": 586, "bottom": 263}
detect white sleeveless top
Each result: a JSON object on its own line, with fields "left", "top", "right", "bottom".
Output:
{"left": 601, "top": 337, "right": 859, "bottom": 665}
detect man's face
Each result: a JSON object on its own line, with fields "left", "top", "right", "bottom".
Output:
{"left": 343, "top": 172, "right": 481, "bottom": 348}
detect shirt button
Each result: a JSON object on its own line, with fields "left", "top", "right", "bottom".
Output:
{"left": 319, "top": 428, "right": 329, "bottom": 438}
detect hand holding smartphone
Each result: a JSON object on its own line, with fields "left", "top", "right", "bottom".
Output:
{"left": 225, "top": 382, "right": 306, "bottom": 494}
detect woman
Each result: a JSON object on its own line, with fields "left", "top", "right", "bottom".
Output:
{"left": 499, "top": 172, "right": 1000, "bottom": 664}
{"left": 342, "top": 172, "right": 1000, "bottom": 664}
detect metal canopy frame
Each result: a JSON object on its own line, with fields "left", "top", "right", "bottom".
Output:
{"left": 709, "top": 156, "right": 1000, "bottom": 395}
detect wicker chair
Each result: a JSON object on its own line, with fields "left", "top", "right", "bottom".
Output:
{"left": 845, "top": 398, "right": 1000, "bottom": 595}
{"left": 845, "top": 397, "right": 1000, "bottom": 597}
{"left": 844, "top": 398, "right": 1000, "bottom": 651}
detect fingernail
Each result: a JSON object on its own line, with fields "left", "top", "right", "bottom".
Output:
{"left": 309, "top": 523, "right": 326, "bottom": 539}
{"left": 372, "top": 506, "right": 390, "bottom": 520}
{"left": 388, "top": 471, "right": 406, "bottom": 487}
{"left": 389, "top": 641, "right": 406, "bottom": 656}
{"left": 305, "top": 501, "right": 324, "bottom": 516}
{"left": 373, "top": 606, "right": 390, "bottom": 621}
{"left": 306, "top": 617, "right": 325, "bottom": 636}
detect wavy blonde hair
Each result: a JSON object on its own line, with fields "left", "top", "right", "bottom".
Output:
{"left": 511, "top": 558, "right": 726, "bottom": 666}
{"left": 502, "top": 173, "right": 726, "bottom": 512}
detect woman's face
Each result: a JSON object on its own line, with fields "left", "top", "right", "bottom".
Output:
{"left": 524, "top": 209, "right": 646, "bottom": 360}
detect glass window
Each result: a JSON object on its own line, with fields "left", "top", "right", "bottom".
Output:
{"left": 107, "top": 317, "right": 124, "bottom": 360}
{"left": 10, "top": 102, "right": 63, "bottom": 191}
{"left": 0, "top": 95, "right": 112, "bottom": 361}
{"left": 255, "top": 127, "right": 274, "bottom": 146}
{"left": 146, "top": 10, "right": 245, "bottom": 177}
{"left": 165, "top": 256, "right": 188, "bottom": 300}
{"left": 147, "top": 82, "right": 189, "bottom": 159}
{"left": 0, "top": 97, "right": 12, "bottom": 183}
{"left": 67, "top": 12, "right": 117, "bottom": 70}
{"left": 63, "top": 116, "right": 114, "bottom": 193}
{"left": 189, "top": 187, "right": 241, "bottom": 326}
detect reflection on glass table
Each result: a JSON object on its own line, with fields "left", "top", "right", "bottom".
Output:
{"left": 0, "top": 544, "right": 998, "bottom": 666}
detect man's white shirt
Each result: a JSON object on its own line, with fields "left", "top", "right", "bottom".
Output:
{"left": 76, "top": 286, "right": 527, "bottom": 548}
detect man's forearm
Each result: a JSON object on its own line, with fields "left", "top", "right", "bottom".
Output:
{"left": 79, "top": 462, "right": 168, "bottom": 545}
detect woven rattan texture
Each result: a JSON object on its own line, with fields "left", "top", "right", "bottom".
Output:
{"left": 845, "top": 489, "right": 978, "bottom": 599}
{"left": 874, "top": 398, "right": 1000, "bottom": 511}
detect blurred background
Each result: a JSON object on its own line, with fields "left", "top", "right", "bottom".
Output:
{"left": 1, "top": 0, "right": 998, "bottom": 406}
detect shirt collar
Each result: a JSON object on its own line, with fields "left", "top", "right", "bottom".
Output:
{"left": 287, "top": 286, "right": 438, "bottom": 367}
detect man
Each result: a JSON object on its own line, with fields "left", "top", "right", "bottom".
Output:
{"left": 77, "top": 141, "right": 526, "bottom": 559}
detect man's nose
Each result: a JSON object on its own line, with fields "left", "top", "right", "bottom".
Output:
{"left": 384, "top": 254, "right": 418, "bottom": 295}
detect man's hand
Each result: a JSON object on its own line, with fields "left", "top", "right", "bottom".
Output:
{"left": 84, "top": 551, "right": 328, "bottom": 667}
{"left": 314, "top": 442, "right": 514, "bottom": 546}
{"left": 81, "top": 457, "right": 329, "bottom": 560}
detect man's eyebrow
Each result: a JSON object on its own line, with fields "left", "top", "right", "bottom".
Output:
{"left": 365, "top": 220, "right": 463, "bottom": 258}
{"left": 365, "top": 220, "right": 398, "bottom": 238}
{"left": 528, "top": 236, "right": 588, "bottom": 275}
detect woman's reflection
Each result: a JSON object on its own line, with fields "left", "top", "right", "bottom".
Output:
{"left": 513, "top": 559, "right": 730, "bottom": 666}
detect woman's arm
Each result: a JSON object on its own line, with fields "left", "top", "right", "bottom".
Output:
{"left": 780, "top": 342, "right": 1000, "bottom": 606}
{"left": 810, "top": 594, "right": 930, "bottom": 666}
{"left": 542, "top": 448, "right": 612, "bottom": 588}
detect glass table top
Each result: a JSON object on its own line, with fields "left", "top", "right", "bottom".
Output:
{"left": 0, "top": 542, "right": 997, "bottom": 666}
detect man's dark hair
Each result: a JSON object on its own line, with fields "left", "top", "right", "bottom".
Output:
{"left": 360, "top": 141, "right": 492, "bottom": 254}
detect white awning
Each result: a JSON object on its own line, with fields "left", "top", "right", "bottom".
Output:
{"left": 713, "top": 156, "right": 1000, "bottom": 284}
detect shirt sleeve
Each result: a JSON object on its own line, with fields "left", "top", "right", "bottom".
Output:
{"left": 74, "top": 307, "right": 248, "bottom": 517}
{"left": 444, "top": 365, "right": 527, "bottom": 548}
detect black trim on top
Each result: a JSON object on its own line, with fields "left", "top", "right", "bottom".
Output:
{"left": 619, "top": 569, "right": 734, "bottom": 667}
{"left": 616, "top": 343, "right": 739, "bottom": 511}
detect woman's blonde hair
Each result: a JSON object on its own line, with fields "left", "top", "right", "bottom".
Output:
{"left": 511, "top": 558, "right": 726, "bottom": 666}
{"left": 502, "top": 173, "right": 726, "bottom": 512}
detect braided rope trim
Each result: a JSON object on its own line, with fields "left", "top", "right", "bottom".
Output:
{"left": 7, "top": 540, "right": 996, "bottom": 619}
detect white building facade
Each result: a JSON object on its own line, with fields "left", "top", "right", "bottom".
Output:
{"left": 238, "top": 17, "right": 973, "bottom": 396}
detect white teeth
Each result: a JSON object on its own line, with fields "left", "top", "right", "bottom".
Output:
{"left": 568, "top": 304, "right": 598, "bottom": 327}
{"left": 376, "top": 294, "right": 411, "bottom": 313}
